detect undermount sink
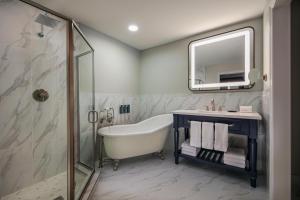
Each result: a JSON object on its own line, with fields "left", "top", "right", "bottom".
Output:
{"left": 172, "top": 109, "right": 262, "bottom": 120}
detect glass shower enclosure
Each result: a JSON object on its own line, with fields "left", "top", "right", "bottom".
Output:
{"left": 73, "top": 24, "right": 96, "bottom": 200}
{"left": 0, "top": 0, "right": 97, "bottom": 199}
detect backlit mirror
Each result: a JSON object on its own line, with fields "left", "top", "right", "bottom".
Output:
{"left": 188, "top": 27, "right": 254, "bottom": 91}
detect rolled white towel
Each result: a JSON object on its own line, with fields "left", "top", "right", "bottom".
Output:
{"left": 214, "top": 123, "right": 228, "bottom": 152}
{"left": 202, "top": 122, "right": 214, "bottom": 150}
{"left": 182, "top": 149, "right": 200, "bottom": 157}
{"left": 224, "top": 158, "right": 246, "bottom": 168}
{"left": 224, "top": 147, "right": 246, "bottom": 161}
{"left": 181, "top": 140, "right": 199, "bottom": 154}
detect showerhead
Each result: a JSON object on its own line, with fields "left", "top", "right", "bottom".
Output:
{"left": 35, "top": 13, "right": 60, "bottom": 28}
{"left": 35, "top": 13, "right": 60, "bottom": 38}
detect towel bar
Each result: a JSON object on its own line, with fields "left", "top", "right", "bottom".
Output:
{"left": 187, "top": 120, "right": 234, "bottom": 127}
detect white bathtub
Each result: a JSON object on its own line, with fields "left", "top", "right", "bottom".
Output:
{"left": 98, "top": 114, "right": 173, "bottom": 161}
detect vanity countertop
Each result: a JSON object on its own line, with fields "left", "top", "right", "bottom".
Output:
{"left": 172, "top": 110, "right": 262, "bottom": 120}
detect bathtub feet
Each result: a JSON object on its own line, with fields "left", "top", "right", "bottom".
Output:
{"left": 113, "top": 160, "right": 120, "bottom": 171}
{"left": 158, "top": 151, "right": 165, "bottom": 160}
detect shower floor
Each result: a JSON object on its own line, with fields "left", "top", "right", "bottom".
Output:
{"left": 1, "top": 164, "right": 92, "bottom": 200}
{"left": 1, "top": 172, "right": 67, "bottom": 200}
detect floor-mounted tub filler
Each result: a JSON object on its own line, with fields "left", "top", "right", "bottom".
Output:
{"left": 98, "top": 114, "right": 173, "bottom": 170}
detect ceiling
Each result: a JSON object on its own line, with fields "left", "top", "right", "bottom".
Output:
{"left": 34, "top": 0, "right": 267, "bottom": 50}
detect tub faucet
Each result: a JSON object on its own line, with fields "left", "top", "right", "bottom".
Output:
{"left": 107, "top": 107, "right": 114, "bottom": 124}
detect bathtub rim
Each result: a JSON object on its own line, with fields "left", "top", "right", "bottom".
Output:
{"left": 97, "top": 114, "right": 173, "bottom": 137}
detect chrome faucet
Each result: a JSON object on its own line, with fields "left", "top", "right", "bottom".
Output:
{"left": 97, "top": 107, "right": 115, "bottom": 129}
{"left": 107, "top": 107, "right": 114, "bottom": 124}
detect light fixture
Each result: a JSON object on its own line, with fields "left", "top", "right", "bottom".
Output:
{"left": 128, "top": 24, "right": 139, "bottom": 32}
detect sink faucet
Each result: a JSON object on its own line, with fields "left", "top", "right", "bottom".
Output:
{"left": 210, "top": 98, "right": 216, "bottom": 111}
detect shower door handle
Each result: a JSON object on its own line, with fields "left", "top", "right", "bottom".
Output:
{"left": 88, "top": 110, "right": 98, "bottom": 123}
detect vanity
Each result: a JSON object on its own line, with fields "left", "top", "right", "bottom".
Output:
{"left": 172, "top": 110, "right": 262, "bottom": 187}
{"left": 174, "top": 26, "right": 264, "bottom": 187}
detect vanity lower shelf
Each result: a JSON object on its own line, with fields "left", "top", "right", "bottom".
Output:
{"left": 178, "top": 148, "right": 248, "bottom": 173}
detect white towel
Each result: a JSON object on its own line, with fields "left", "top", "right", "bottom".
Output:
{"left": 224, "top": 158, "right": 246, "bottom": 168}
{"left": 182, "top": 143, "right": 197, "bottom": 152}
{"left": 224, "top": 148, "right": 246, "bottom": 161}
{"left": 214, "top": 123, "right": 228, "bottom": 152}
{"left": 190, "top": 121, "right": 202, "bottom": 148}
{"left": 182, "top": 149, "right": 200, "bottom": 157}
{"left": 223, "top": 157, "right": 245, "bottom": 165}
{"left": 201, "top": 122, "right": 214, "bottom": 150}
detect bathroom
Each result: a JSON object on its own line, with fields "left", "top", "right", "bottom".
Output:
{"left": 0, "top": 0, "right": 299, "bottom": 200}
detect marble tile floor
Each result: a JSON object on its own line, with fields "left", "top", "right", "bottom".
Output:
{"left": 1, "top": 172, "right": 67, "bottom": 200}
{"left": 91, "top": 152, "right": 268, "bottom": 200}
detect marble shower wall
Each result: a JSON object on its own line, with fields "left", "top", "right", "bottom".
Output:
{"left": 0, "top": 0, "right": 68, "bottom": 197}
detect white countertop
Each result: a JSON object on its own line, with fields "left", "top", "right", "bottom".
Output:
{"left": 172, "top": 110, "right": 262, "bottom": 120}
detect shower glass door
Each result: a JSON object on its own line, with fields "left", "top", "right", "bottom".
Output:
{"left": 73, "top": 24, "right": 96, "bottom": 200}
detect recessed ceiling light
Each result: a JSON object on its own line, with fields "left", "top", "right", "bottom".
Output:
{"left": 128, "top": 24, "right": 139, "bottom": 32}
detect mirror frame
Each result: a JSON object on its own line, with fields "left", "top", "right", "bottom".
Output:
{"left": 188, "top": 27, "right": 255, "bottom": 91}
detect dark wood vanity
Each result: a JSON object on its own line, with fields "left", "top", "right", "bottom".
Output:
{"left": 172, "top": 110, "right": 262, "bottom": 188}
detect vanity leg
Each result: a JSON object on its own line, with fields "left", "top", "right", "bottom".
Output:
{"left": 249, "top": 138, "right": 257, "bottom": 188}
{"left": 174, "top": 128, "right": 179, "bottom": 164}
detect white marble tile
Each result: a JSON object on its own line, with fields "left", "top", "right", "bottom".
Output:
{"left": 0, "top": 141, "right": 34, "bottom": 197}
{"left": 95, "top": 93, "right": 140, "bottom": 125}
{"left": 92, "top": 153, "right": 268, "bottom": 200}
{"left": 0, "top": 0, "right": 68, "bottom": 196}
{"left": 1, "top": 172, "right": 67, "bottom": 200}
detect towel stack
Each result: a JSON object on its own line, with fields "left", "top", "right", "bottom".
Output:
{"left": 181, "top": 140, "right": 200, "bottom": 157}
{"left": 223, "top": 147, "right": 246, "bottom": 168}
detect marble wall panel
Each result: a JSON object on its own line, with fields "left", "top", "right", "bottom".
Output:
{"left": 0, "top": 0, "right": 68, "bottom": 197}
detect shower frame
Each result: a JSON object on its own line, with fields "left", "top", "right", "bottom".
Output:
{"left": 18, "top": 1, "right": 97, "bottom": 199}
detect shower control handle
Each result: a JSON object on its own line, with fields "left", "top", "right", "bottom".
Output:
{"left": 88, "top": 110, "right": 98, "bottom": 123}
{"left": 33, "top": 89, "right": 49, "bottom": 102}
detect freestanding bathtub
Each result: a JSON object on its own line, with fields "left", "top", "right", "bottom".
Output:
{"left": 98, "top": 114, "right": 173, "bottom": 170}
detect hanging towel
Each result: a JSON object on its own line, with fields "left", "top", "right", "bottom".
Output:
{"left": 214, "top": 123, "right": 229, "bottom": 152}
{"left": 201, "top": 122, "right": 214, "bottom": 150}
{"left": 190, "top": 121, "right": 202, "bottom": 148}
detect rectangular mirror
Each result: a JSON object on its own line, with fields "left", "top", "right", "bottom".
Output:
{"left": 188, "top": 27, "right": 254, "bottom": 91}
